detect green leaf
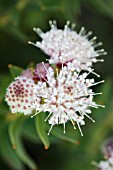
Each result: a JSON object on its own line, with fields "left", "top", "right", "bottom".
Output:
{"left": 22, "top": 117, "right": 40, "bottom": 143}
{"left": 0, "top": 74, "right": 12, "bottom": 100}
{"left": 8, "top": 115, "right": 38, "bottom": 170}
{"left": 0, "top": 126, "right": 24, "bottom": 170}
{"left": 5, "top": 25, "right": 29, "bottom": 42}
{"left": 8, "top": 64, "right": 23, "bottom": 78}
{"left": 88, "top": 0, "right": 113, "bottom": 19}
{"left": 51, "top": 128, "right": 79, "bottom": 145}
{"left": 63, "top": 0, "right": 81, "bottom": 22}
{"left": 8, "top": 115, "right": 25, "bottom": 149}
{"left": 15, "top": 135, "right": 38, "bottom": 170}
{"left": 35, "top": 112, "right": 50, "bottom": 149}
{"left": 8, "top": 119, "right": 19, "bottom": 149}
{"left": 45, "top": 120, "right": 80, "bottom": 145}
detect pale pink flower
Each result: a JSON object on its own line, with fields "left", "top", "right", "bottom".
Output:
{"left": 29, "top": 21, "right": 106, "bottom": 72}
{"left": 33, "top": 64, "right": 104, "bottom": 135}
{"left": 5, "top": 77, "right": 39, "bottom": 114}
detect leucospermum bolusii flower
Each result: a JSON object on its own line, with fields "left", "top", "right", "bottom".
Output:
{"left": 29, "top": 21, "right": 107, "bottom": 72}
{"left": 33, "top": 63, "right": 104, "bottom": 135}
{"left": 5, "top": 20, "right": 106, "bottom": 136}
{"left": 5, "top": 77, "right": 39, "bottom": 114}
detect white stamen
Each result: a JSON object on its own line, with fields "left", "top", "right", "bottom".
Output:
{"left": 45, "top": 112, "right": 52, "bottom": 121}
{"left": 31, "top": 111, "right": 41, "bottom": 118}
{"left": 84, "top": 113, "right": 95, "bottom": 122}
{"left": 71, "top": 23, "right": 76, "bottom": 30}
{"left": 77, "top": 122, "right": 83, "bottom": 136}
{"left": 47, "top": 124, "right": 53, "bottom": 135}
{"left": 63, "top": 123, "right": 66, "bottom": 133}
{"left": 90, "top": 36, "right": 97, "bottom": 42}
{"left": 79, "top": 27, "right": 85, "bottom": 35}
{"left": 93, "top": 42, "right": 103, "bottom": 48}
{"left": 92, "top": 71, "right": 100, "bottom": 77}
{"left": 88, "top": 80, "right": 104, "bottom": 87}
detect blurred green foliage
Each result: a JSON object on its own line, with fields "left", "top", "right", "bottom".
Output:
{"left": 0, "top": 0, "right": 113, "bottom": 170}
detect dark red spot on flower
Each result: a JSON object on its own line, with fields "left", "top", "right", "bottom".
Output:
{"left": 23, "top": 106, "right": 26, "bottom": 109}
{"left": 26, "top": 84, "right": 29, "bottom": 87}
{"left": 23, "top": 79, "right": 26, "bottom": 82}
{"left": 25, "top": 100, "right": 28, "bottom": 103}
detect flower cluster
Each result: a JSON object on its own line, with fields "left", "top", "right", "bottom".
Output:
{"left": 5, "top": 21, "right": 106, "bottom": 135}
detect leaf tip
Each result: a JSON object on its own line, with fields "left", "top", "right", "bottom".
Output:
{"left": 8, "top": 64, "right": 12, "bottom": 68}
{"left": 76, "top": 140, "right": 80, "bottom": 145}
{"left": 44, "top": 146, "right": 49, "bottom": 150}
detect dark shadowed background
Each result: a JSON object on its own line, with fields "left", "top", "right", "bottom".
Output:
{"left": 0, "top": 0, "right": 113, "bottom": 170}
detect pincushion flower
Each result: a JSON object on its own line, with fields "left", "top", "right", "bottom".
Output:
{"left": 29, "top": 21, "right": 106, "bottom": 72}
{"left": 5, "top": 77, "right": 39, "bottom": 114}
{"left": 34, "top": 64, "right": 104, "bottom": 135}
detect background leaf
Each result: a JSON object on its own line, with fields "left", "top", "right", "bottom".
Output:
{"left": 8, "top": 64, "right": 23, "bottom": 78}
{"left": 35, "top": 112, "right": 50, "bottom": 149}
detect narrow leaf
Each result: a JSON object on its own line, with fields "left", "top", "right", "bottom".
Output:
{"left": 35, "top": 112, "right": 50, "bottom": 149}
{"left": 22, "top": 118, "right": 40, "bottom": 143}
{"left": 8, "top": 116, "right": 38, "bottom": 170}
{"left": 0, "top": 126, "right": 24, "bottom": 170}
{"left": 15, "top": 136, "right": 38, "bottom": 170}
{"left": 52, "top": 129, "right": 80, "bottom": 145}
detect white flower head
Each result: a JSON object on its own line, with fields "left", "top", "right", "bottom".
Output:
{"left": 5, "top": 77, "right": 39, "bottom": 114}
{"left": 29, "top": 20, "right": 106, "bottom": 72}
{"left": 34, "top": 64, "right": 104, "bottom": 135}
{"left": 92, "top": 149, "right": 113, "bottom": 170}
